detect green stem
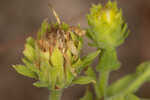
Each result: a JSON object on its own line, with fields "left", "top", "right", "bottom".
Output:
{"left": 99, "top": 71, "right": 110, "bottom": 100}
{"left": 49, "top": 90, "right": 62, "bottom": 100}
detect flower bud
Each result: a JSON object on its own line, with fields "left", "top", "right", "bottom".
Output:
{"left": 87, "top": 1, "right": 129, "bottom": 49}
{"left": 13, "top": 19, "right": 98, "bottom": 91}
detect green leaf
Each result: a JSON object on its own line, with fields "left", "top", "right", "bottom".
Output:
{"left": 75, "top": 50, "right": 100, "bottom": 74}
{"left": 37, "top": 19, "right": 49, "bottom": 39}
{"left": 50, "top": 48, "right": 65, "bottom": 88}
{"left": 116, "top": 24, "right": 130, "bottom": 47}
{"left": 33, "top": 81, "right": 48, "bottom": 88}
{"left": 38, "top": 61, "right": 51, "bottom": 83}
{"left": 72, "top": 58, "right": 82, "bottom": 68}
{"left": 13, "top": 65, "right": 37, "bottom": 79}
{"left": 57, "top": 66, "right": 65, "bottom": 87}
{"left": 22, "top": 58, "right": 39, "bottom": 73}
{"left": 107, "top": 61, "right": 150, "bottom": 98}
{"left": 49, "top": 67, "right": 59, "bottom": 89}
{"left": 81, "top": 50, "right": 100, "bottom": 69}
{"left": 80, "top": 88, "right": 93, "bottom": 100}
{"left": 23, "top": 43, "right": 35, "bottom": 62}
{"left": 96, "top": 49, "right": 120, "bottom": 72}
{"left": 50, "top": 48, "right": 64, "bottom": 67}
{"left": 72, "top": 76, "right": 96, "bottom": 85}
{"left": 65, "top": 66, "right": 74, "bottom": 86}
{"left": 26, "top": 37, "right": 35, "bottom": 48}
{"left": 38, "top": 61, "right": 58, "bottom": 90}
{"left": 107, "top": 74, "right": 134, "bottom": 97}
{"left": 86, "top": 29, "right": 95, "bottom": 41}
{"left": 40, "top": 51, "right": 50, "bottom": 61}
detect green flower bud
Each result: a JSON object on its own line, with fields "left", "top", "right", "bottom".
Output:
{"left": 13, "top": 19, "right": 99, "bottom": 91}
{"left": 87, "top": 1, "right": 129, "bottom": 49}
{"left": 35, "top": 21, "right": 84, "bottom": 90}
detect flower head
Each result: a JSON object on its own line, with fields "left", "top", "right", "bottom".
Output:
{"left": 13, "top": 18, "right": 100, "bottom": 91}
{"left": 87, "top": 1, "right": 129, "bottom": 49}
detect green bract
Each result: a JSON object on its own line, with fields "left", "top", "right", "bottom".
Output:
{"left": 13, "top": 19, "right": 100, "bottom": 91}
{"left": 87, "top": 1, "right": 129, "bottom": 49}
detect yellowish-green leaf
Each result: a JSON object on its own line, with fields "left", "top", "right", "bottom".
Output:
{"left": 26, "top": 37, "right": 35, "bottom": 48}
{"left": 23, "top": 44, "right": 35, "bottom": 62}
{"left": 22, "top": 58, "right": 39, "bottom": 73}
{"left": 65, "top": 66, "right": 74, "bottom": 86}
{"left": 72, "top": 76, "right": 96, "bottom": 85}
{"left": 38, "top": 60, "right": 51, "bottom": 84}
{"left": 49, "top": 67, "right": 58, "bottom": 90}
{"left": 38, "top": 19, "right": 49, "bottom": 39}
{"left": 82, "top": 50, "right": 100, "bottom": 68}
{"left": 107, "top": 61, "right": 150, "bottom": 98}
{"left": 33, "top": 81, "right": 49, "bottom": 88}
{"left": 40, "top": 51, "right": 50, "bottom": 61}
{"left": 50, "top": 48, "right": 64, "bottom": 67}
{"left": 72, "top": 58, "right": 82, "bottom": 68}
{"left": 13, "top": 65, "right": 37, "bottom": 79}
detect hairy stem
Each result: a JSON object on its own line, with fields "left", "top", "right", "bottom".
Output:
{"left": 49, "top": 90, "right": 62, "bottom": 100}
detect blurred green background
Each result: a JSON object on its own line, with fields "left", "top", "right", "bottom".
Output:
{"left": 0, "top": 0, "right": 150, "bottom": 100}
